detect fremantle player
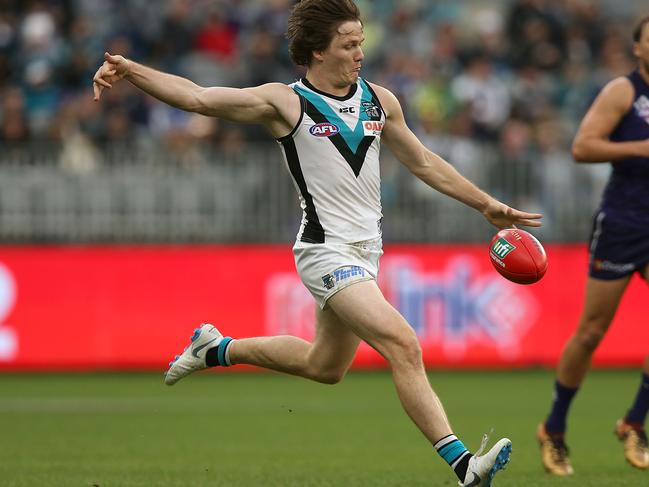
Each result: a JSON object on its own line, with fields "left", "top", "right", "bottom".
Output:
{"left": 537, "top": 16, "right": 649, "bottom": 475}
{"left": 93, "top": 1, "right": 543, "bottom": 485}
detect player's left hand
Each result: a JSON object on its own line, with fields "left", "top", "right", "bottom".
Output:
{"left": 92, "top": 52, "right": 130, "bottom": 101}
{"left": 482, "top": 200, "right": 543, "bottom": 229}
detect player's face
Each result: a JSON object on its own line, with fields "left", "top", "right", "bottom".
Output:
{"left": 319, "top": 21, "right": 364, "bottom": 87}
{"left": 634, "top": 23, "right": 649, "bottom": 73}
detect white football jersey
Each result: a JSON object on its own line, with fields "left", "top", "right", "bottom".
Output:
{"left": 277, "top": 78, "right": 385, "bottom": 244}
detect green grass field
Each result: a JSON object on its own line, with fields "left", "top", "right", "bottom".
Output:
{"left": 1, "top": 370, "right": 647, "bottom": 486}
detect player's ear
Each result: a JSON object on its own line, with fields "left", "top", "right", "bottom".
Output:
{"left": 312, "top": 50, "right": 325, "bottom": 63}
{"left": 633, "top": 42, "right": 641, "bottom": 59}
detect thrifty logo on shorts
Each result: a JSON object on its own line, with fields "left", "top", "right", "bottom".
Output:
{"left": 321, "top": 266, "right": 366, "bottom": 290}
{"left": 491, "top": 238, "right": 516, "bottom": 259}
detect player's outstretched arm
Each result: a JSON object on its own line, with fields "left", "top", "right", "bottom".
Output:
{"left": 572, "top": 77, "right": 649, "bottom": 162}
{"left": 92, "top": 52, "right": 290, "bottom": 125}
{"left": 373, "top": 83, "right": 542, "bottom": 229}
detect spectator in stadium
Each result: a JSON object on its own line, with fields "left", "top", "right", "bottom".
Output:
{"left": 0, "top": 86, "right": 29, "bottom": 143}
{"left": 505, "top": 0, "right": 566, "bottom": 71}
{"left": 537, "top": 16, "right": 649, "bottom": 476}
{"left": 450, "top": 53, "right": 511, "bottom": 141}
{"left": 93, "top": 1, "right": 543, "bottom": 484}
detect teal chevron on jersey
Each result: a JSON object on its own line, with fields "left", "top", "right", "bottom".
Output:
{"left": 294, "top": 82, "right": 374, "bottom": 153}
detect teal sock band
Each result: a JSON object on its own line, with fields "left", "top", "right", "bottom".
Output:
{"left": 435, "top": 435, "right": 469, "bottom": 466}
{"left": 438, "top": 440, "right": 467, "bottom": 465}
{"left": 217, "top": 337, "right": 233, "bottom": 367}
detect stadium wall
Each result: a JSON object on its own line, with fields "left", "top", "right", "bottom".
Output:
{"left": 0, "top": 245, "right": 645, "bottom": 371}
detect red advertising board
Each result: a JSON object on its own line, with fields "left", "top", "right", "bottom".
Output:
{"left": 0, "top": 245, "right": 645, "bottom": 370}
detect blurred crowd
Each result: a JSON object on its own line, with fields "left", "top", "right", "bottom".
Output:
{"left": 0, "top": 0, "right": 644, "bottom": 172}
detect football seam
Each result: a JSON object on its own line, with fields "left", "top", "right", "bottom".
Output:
{"left": 518, "top": 234, "right": 548, "bottom": 274}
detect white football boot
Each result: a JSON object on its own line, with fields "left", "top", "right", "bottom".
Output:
{"left": 164, "top": 324, "right": 223, "bottom": 386}
{"left": 459, "top": 434, "right": 512, "bottom": 487}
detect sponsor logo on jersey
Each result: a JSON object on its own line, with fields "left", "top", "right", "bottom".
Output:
{"left": 363, "top": 120, "right": 384, "bottom": 137}
{"left": 491, "top": 238, "right": 516, "bottom": 259}
{"left": 339, "top": 107, "right": 356, "bottom": 113}
{"left": 309, "top": 123, "right": 340, "bottom": 137}
{"left": 634, "top": 95, "right": 649, "bottom": 124}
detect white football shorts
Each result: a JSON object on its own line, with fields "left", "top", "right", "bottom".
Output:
{"left": 293, "top": 237, "right": 383, "bottom": 308}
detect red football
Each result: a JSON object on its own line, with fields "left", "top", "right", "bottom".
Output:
{"left": 489, "top": 228, "right": 547, "bottom": 284}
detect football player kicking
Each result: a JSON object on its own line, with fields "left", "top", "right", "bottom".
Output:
{"left": 93, "top": 1, "right": 542, "bottom": 485}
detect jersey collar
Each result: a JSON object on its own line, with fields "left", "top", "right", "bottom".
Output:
{"left": 301, "top": 77, "right": 358, "bottom": 101}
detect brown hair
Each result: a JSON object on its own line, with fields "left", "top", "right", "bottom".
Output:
{"left": 633, "top": 16, "right": 649, "bottom": 42}
{"left": 286, "top": 0, "right": 361, "bottom": 66}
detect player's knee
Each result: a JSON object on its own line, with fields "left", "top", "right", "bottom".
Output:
{"left": 402, "top": 339, "right": 423, "bottom": 369}
{"left": 307, "top": 366, "right": 346, "bottom": 385}
{"left": 383, "top": 331, "right": 422, "bottom": 369}
{"left": 574, "top": 324, "right": 606, "bottom": 352}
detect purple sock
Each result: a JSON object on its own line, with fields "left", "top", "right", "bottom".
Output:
{"left": 545, "top": 380, "right": 579, "bottom": 434}
{"left": 626, "top": 373, "right": 649, "bottom": 425}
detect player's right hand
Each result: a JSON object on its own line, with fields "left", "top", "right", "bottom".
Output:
{"left": 482, "top": 199, "right": 543, "bottom": 229}
{"left": 92, "top": 52, "right": 130, "bottom": 101}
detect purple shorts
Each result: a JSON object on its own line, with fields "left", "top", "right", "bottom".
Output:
{"left": 588, "top": 209, "right": 649, "bottom": 280}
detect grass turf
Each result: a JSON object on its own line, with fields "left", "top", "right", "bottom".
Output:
{"left": 0, "top": 369, "right": 647, "bottom": 486}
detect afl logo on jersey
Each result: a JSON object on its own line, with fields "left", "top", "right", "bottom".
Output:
{"left": 310, "top": 123, "right": 340, "bottom": 137}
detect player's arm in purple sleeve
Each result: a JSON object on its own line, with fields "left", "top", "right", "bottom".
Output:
{"left": 572, "top": 77, "right": 649, "bottom": 162}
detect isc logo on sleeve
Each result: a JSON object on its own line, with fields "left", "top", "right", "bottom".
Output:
{"left": 309, "top": 123, "right": 340, "bottom": 137}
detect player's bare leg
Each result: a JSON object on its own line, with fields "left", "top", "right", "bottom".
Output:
{"left": 614, "top": 265, "right": 649, "bottom": 469}
{"left": 227, "top": 305, "right": 361, "bottom": 383}
{"left": 326, "top": 280, "right": 452, "bottom": 441}
{"left": 165, "top": 306, "right": 360, "bottom": 385}
{"left": 557, "top": 276, "right": 631, "bottom": 387}
{"left": 539, "top": 275, "right": 631, "bottom": 475}
{"left": 327, "top": 280, "right": 511, "bottom": 486}
{"left": 166, "top": 278, "right": 510, "bottom": 485}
